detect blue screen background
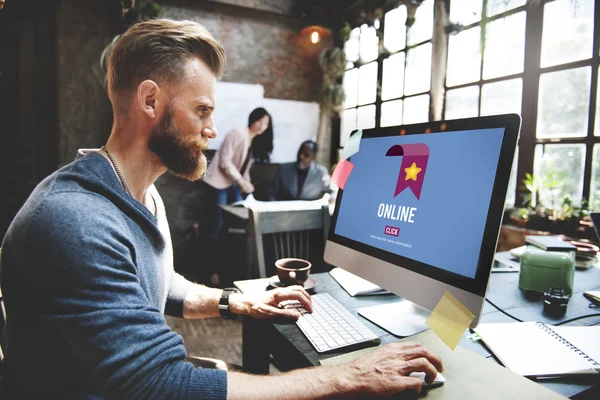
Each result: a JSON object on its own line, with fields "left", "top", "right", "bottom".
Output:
{"left": 334, "top": 128, "right": 505, "bottom": 278}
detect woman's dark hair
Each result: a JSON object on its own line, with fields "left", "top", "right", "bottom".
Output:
{"left": 248, "top": 107, "right": 273, "bottom": 164}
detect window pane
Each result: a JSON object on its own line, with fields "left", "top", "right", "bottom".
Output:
{"left": 357, "top": 105, "right": 376, "bottom": 130}
{"left": 344, "top": 27, "right": 360, "bottom": 63}
{"left": 481, "top": 78, "right": 522, "bottom": 116}
{"left": 541, "top": 0, "right": 595, "bottom": 68}
{"left": 483, "top": 12, "right": 526, "bottom": 80}
{"left": 486, "top": 0, "right": 526, "bottom": 17}
{"left": 405, "top": 43, "right": 431, "bottom": 96}
{"left": 446, "top": 27, "right": 481, "bottom": 87}
{"left": 407, "top": 0, "right": 434, "bottom": 46}
{"left": 505, "top": 147, "right": 519, "bottom": 207}
{"left": 596, "top": 66, "right": 600, "bottom": 137}
{"left": 360, "top": 25, "right": 379, "bottom": 63}
{"left": 357, "top": 62, "right": 377, "bottom": 106}
{"left": 537, "top": 67, "right": 591, "bottom": 138}
{"left": 382, "top": 52, "right": 405, "bottom": 101}
{"left": 445, "top": 86, "right": 479, "bottom": 120}
{"left": 450, "top": 0, "right": 482, "bottom": 25}
{"left": 384, "top": 5, "right": 407, "bottom": 53}
{"left": 343, "top": 68, "right": 358, "bottom": 108}
{"left": 404, "top": 94, "right": 429, "bottom": 124}
{"left": 534, "top": 144, "right": 585, "bottom": 207}
{"left": 340, "top": 108, "right": 357, "bottom": 147}
{"left": 591, "top": 145, "right": 600, "bottom": 210}
{"left": 381, "top": 99, "right": 404, "bottom": 127}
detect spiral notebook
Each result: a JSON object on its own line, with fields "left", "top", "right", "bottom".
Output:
{"left": 474, "top": 322, "right": 600, "bottom": 377}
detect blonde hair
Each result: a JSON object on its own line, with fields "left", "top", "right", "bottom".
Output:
{"left": 107, "top": 18, "right": 226, "bottom": 110}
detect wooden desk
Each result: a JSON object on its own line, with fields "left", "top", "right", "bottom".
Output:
{"left": 236, "top": 268, "right": 600, "bottom": 399}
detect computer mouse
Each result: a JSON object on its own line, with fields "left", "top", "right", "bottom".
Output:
{"left": 409, "top": 371, "right": 445, "bottom": 389}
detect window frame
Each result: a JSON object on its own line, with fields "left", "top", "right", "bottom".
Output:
{"left": 338, "top": 0, "right": 600, "bottom": 209}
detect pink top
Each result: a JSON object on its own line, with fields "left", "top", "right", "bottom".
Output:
{"left": 203, "top": 127, "right": 252, "bottom": 189}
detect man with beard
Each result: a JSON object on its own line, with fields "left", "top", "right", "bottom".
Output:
{"left": 0, "top": 19, "right": 443, "bottom": 399}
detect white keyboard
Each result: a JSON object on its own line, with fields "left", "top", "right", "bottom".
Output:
{"left": 286, "top": 293, "right": 380, "bottom": 353}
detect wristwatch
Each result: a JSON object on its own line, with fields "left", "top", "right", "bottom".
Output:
{"left": 219, "top": 288, "right": 240, "bottom": 320}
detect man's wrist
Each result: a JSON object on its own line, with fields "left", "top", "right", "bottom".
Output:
{"left": 227, "top": 292, "right": 248, "bottom": 315}
{"left": 324, "top": 364, "right": 365, "bottom": 397}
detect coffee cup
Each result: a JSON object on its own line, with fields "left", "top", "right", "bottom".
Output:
{"left": 275, "top": 258, "right": 311, "bottom": 286}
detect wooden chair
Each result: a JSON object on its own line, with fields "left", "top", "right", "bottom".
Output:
{"left": 248, "top": 205, "right": 331, "bottom": 278}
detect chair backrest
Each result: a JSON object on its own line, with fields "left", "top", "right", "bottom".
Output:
{"left": 249, "top": 206, "right": 331, "bottom": 278}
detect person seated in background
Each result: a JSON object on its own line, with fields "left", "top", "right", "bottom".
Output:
{"left": 269, "top": 140, "right": 332, "bottom": 201}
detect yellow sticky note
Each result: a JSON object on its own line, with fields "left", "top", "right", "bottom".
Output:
{"left": 426, "top": 291, "right": 475, "bottom": 350}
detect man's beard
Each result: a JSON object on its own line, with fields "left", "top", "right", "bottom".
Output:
{"left": 148, "top": 109, "right": 208, "bottom": 181}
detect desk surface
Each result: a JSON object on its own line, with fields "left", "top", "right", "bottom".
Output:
{"left": 236, "top": 268, "right": 600, "bottom": 399}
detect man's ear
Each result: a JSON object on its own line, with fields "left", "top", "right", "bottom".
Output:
{"left": 137, "top": 80, "right": 160, "bottom": 119}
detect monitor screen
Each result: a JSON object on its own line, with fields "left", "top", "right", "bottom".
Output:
{"left": 325, "top": 115, "right": 521, "bottom": 326}
{"left": 334, "top": 128, "right": 503, "bottom": 280}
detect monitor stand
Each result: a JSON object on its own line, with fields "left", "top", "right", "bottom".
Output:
{"left": 358, "top": 300, "right": 430, "bottom": 337}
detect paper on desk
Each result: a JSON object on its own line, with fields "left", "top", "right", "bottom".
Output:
{"left": 426, "top": 291, "right": 475, "bottom": 351}
{"left": 342, "top": 129, "right": 362, "bottom": 159}
{"left": 331, "top": 159, "right": 354, "bottom": 190}
{"left": 231, "top": 193, "right": 329, "bottom": 212}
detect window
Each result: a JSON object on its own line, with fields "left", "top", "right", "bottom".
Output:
{"left": 445, "top": 2, "right": 526, "bottom": 206}
{"left": 381, "top": 1, "right": 434, "bottom": 129}
{"left": 339, "top": 1, "right": 435, "bottom": 149}
{"left": 339, "top": 0, "right": 599, "bottom": 211}
{"left": 531, "top": 0, "right": 598, "bottom": 208}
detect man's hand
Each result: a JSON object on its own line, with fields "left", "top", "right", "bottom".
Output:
{"left": 229, "top": 286, "right": 312, "bottom": 320}
{"left": 343, "top": 341, "right": 444, "bottom": 396}
{"left": 237, "top": 178, "right": 255, "bottom": 194}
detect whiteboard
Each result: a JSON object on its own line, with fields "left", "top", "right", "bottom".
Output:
{"left": 260, "top": 98, "right": 320, "bottom": 163}
{"left": 211, "top": 82, "right": 264, "bottom": 149}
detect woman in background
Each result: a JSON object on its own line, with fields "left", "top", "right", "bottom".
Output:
{"left": 203, "top": 107, "right": 273, "bottom": 284}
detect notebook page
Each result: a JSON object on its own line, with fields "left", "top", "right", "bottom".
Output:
{"left": 474, "top": 322, "right": 596, "bottom": 376}
{"left": 551, "top": 326, "right": 600, "bottom": 366}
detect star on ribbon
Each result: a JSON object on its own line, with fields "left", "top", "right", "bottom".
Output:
{"left": 404, "top": 162, "right": 422, "bottom": 181}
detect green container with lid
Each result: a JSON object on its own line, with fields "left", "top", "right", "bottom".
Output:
{"left": 518, "top": 245, "right": 575, "bottom": 295}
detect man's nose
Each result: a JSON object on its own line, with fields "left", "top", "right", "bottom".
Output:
{"left": 202, "top": 127, "right": 217, "bottom": 139}
{"left": 202, "top": 117, "right": 217, "bottom": 139}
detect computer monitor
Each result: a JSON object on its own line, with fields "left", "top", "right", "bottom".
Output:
{"left": 325, "top": 114, "right": 521, "bottom": 336}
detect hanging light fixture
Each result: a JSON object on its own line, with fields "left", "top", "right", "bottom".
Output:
{"left": 301, "top": 25, "right": 331, "bottom": 44}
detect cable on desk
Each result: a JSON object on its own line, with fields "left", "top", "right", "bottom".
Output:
{"left": 552, "top": 313, "right": 600, "bottom": 326}
{"left": 486, "top": 298, "right": 600, "bottom": 325}
{"left": 485, "top": 298, "right": 524, "bottom": 322}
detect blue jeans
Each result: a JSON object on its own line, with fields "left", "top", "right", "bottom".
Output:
{"left": 214, "top": 183, "right": 243, "bottom": 236}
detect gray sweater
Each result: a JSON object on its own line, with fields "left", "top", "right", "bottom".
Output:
{"left": 1, "top": 151, "right": 227, "bottom": 399}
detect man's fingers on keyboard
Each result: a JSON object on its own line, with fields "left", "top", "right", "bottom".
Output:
{"left": 275, "top": 289, "right": 312, "bottom": 312}
{"left": 275, "top": 306, "right": 301, "bottom": 320}
{"left": 399, "top": 357, "right": 439, "bottom": 384}
{"left": 287, "top": 286, "right": 313, "bottom": 310}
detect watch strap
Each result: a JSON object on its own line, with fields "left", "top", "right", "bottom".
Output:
{"left": 219, "top": 288, "right": 240, "bottom": 319}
